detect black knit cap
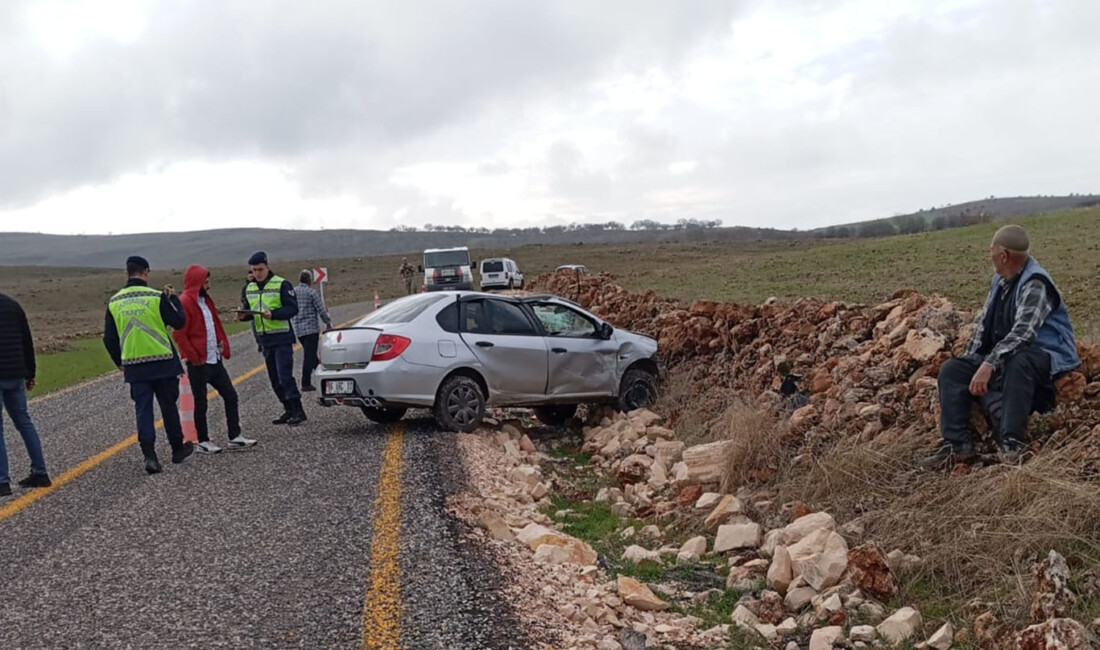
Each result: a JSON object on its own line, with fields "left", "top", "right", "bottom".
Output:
{"left": 248, "top": 251, "right": 268, "bottom": 265}
{"left": 126, "top": 255, "right": 150, "bottom": 271}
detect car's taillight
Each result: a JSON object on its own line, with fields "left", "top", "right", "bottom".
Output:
{"left": 372, "top": 335, "right": 411, "bottom": 362}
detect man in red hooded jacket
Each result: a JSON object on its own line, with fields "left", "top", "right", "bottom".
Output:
{"left": 173, "top": 266, "right": 257, "bottom": 453}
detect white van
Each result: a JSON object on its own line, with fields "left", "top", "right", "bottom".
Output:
{"left": 423, "top": 247, "right": 475, "bottom": 291}
{"left": 479, "top": 258, "right": 524, "bottom": 291}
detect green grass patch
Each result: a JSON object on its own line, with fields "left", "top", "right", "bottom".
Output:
{"left": 684, "top": 587, "right": 746, "bottom": 629}
{"left": 224, "top": 320, "right": 255, "bottom": 336}
{"left": 32, "top": 337, "right": 116, "bottom": 395}
{"left": 547, "top": 496, "right": 621, "bottom": 543}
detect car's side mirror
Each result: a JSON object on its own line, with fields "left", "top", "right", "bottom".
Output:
{"left": 417, "top": 265, "right": 424, "bottom": 273}
{"left": 599, "top": 323, "right": 613, "bottom": 340}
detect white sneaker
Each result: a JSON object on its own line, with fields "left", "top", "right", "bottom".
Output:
{"left": 196, "top": 441, "right": 222, "bottom": 454}
{"left": 227, "top": 436, "right": 258, "bottom": 449}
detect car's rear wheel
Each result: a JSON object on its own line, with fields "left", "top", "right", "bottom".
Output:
{"left": 617, "top": 368, "right": 658, "bottom": 412}
{"left": 534, "top": 404, "right": 578, "bottom": 426}
{"left": 360, "top": 406, "right": 407, "bottom": 424}
{"left": 434, "top": 375, "right": 486, "bottom": 432}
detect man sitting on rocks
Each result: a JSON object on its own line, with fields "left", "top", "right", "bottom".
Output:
{"left": 923, "top": 225, "right": 1081, "bottom": 467}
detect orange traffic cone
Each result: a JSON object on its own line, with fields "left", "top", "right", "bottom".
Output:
{"left": 179, "top": 374, "right": 198, "bottom": 444}
{"left": 374, "top": 290, "right": 381, "bottom": 310}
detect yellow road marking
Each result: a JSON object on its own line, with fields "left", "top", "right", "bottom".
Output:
{"left": 0, "top": 314, "right": 363, "bottom": 523}
{"left": 362, "top": 424, "right": 405, "bottom": 650}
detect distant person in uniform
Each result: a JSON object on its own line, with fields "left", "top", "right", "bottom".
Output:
{"left": 399, "top": 257, "right": 417, "bottom": 295}
{"left": 173, "top": 265, "right": 257, "bottom": 454}
{"left": 0, "top": 292, "right": 50, "bottom": 497}
{"left": 292, "top": 269, "right": 332, "bottom": 392}
{"left": 103, "top": 256, "right": 194, "bottom": 474}
{"left": 923, "top": 225, "right": 1081, "bottom": 467}
{"left": 239, "top": 252, "right": 305, "bottom": 426}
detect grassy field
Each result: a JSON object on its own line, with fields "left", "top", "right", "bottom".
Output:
{"left": 4, "top": 205, "right": 1096, "bottom": 394}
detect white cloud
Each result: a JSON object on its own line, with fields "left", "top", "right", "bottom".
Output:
{"left": 0, "top": 0, "right": 1096, "bottom": 235}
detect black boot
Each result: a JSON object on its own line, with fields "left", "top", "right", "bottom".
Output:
{"left": 171, "top": 442, "right": 195, "bottom": 465}
{"left": 272, "top": 400, "right": 292, "bottom": 425}
{"left": 286, "top": 398, "right": 308, "bottom": 426}
{"left": 920, "top": 441, "right": 976, "bottom": 469}
{"left": 141, "top": 443, "right": 163, "bottom": 475}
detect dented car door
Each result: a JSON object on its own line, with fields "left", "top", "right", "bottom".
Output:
{"left": 529, "top": 302, "right": 617, "bottom": 398}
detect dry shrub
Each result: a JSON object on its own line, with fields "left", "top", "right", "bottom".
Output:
{"left": 776, "top": 430, "right": 1100, "bottom": 619}
{"left": 715, "top": 400, "right": 789, "bottom": 492}
{"left": 656, "top": 369, "right": 732, "bottom": 446}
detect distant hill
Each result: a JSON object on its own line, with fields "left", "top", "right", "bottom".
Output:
{"left": 0, "top": 225, "right": 795, "bottom": 269}
{"left": 812, "top": 194, "right": 1100, "bottom": 238}
{"left": 1, "top": 194, "right": 1095, "bottom": 268}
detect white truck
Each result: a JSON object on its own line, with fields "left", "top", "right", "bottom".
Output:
{"left": 422, "top": 246, "right": 475, "bottom": 291}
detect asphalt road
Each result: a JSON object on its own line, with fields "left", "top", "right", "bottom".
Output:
{"left": 0, "top": 301, "right": 528, "bottom": 649}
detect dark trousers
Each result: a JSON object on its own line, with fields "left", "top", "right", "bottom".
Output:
{"left": 938, "top": 347, "right": 1053, "bottom": 447}
{"left": 131, "top": 377, "right": 184, "bottom": 451}
{"left": 298, "top": 333, "right": 320, "bottom": 388}
{"left": 186, "top": 362, "right": 240, "bottom": 442}
{"left": 263, "top": 343, "right": 300, "bottom": 404}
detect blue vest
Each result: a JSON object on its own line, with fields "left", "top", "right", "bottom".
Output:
{"left": 980, "top": 258, "right": 1080, "bottom": 376}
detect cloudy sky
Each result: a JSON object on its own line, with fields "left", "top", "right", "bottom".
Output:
{"left": 0, "top": 0, "right": 1096, "bottom": 235}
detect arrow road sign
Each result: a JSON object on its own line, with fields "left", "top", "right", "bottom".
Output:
{"left": 313, "top": 267, "right": 328, "bottom": 283}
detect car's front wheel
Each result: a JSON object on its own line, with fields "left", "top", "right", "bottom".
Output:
{"left": 360, "top": 406, "right": 407, "bottom": 424}
{"left": 434, "top": 375, "right": 486, "bottom": 432}
{"left": 534, "top": 404, "right": 577, "bottom": 426}
{"left": 617, "top": 368, "right": 658, "bottom": 412}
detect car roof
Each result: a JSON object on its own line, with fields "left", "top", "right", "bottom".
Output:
{"left": 424, "top": 247, "right": 469, "bottom": 253}
{"left": 430, "top": 291, "right": 575, "bottom": 306}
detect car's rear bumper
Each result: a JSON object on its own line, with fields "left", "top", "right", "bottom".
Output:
{"left": 315, "top": 358, "right": 438, "bottom": 408}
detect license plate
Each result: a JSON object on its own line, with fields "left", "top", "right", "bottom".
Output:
{"left": 324, "top": 380, "right": 355, "bottom": 396}
{"left": 442, "top": 268, "right": 456, "bottom": 277}
{"left": 487, "top": 274, "right": 499, "bottom": 279}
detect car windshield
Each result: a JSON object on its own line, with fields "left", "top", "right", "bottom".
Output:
{"left": 357, "top": 294, "right": 446, "bottom": 326}
{"left": 424, "top": 250, "right": 471, "bottom": 268}
{"left": 482, "top": 260, "right": 504, "bottom": 273}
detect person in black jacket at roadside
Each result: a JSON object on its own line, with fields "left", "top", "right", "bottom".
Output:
{"left": 0, "top": 293, "right": 50, "bottom": 497}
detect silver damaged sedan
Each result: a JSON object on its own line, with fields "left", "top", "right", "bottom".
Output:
{"left": 315, "top": 292, "right": 659, "bottom": 431}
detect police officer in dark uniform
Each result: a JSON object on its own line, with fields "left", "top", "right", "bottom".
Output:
{"left": 239, "top": 252, "right": 305, "bottom": 426}
{"left": 104, "top": 256, "right": 193, "bottom": 474}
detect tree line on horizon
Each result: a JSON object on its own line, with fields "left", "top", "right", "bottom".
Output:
{"left": 390, "top": 217, "right": 725, "bottom": 235}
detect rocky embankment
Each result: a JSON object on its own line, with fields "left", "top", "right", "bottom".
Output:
{"left": 538, "top": 272, "right": 1100, "bottom": 460}
{"left": 449, "top": 409, "right": 1096, "bottom": 649}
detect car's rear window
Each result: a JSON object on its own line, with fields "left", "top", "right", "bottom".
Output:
{"left": 358, "top": 294, "right": 446, "bottom": 326}
{"left": 482, "top": 261, "right": 504, "bottom": 273}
